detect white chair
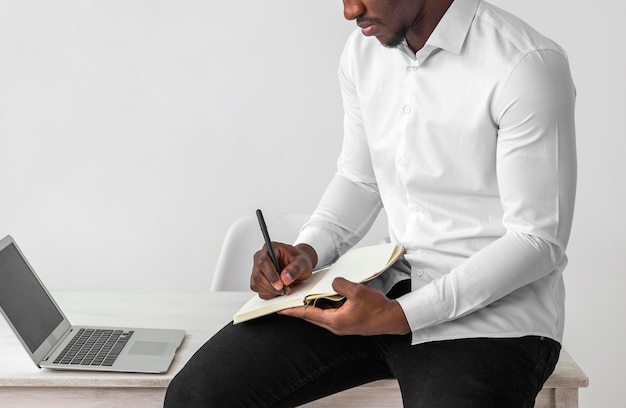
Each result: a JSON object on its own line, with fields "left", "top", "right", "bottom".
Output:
{"left": 210, "top": 213, "right": 311, "bottom": 291}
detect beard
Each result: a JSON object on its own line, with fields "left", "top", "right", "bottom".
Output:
{"left": 381, "top": 22, "right": 411, "bottom": 48}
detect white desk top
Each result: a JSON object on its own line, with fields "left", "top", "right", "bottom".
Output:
{"left": 0, "top": 291, "right": 588, "bottom": 392}
{"left": 0, "top": 291, "right": 253, "bottom": 388}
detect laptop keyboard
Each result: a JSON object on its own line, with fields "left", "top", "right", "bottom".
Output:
{"left": 53, "top": 328, "right": 134, "bottom": 367}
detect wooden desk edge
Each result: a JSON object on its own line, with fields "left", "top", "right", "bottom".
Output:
{"left": 0, "top": 346, "right": 587, "bottom": 391}
{"left": 544, "top": 349, "right": 589, "bottom": 388}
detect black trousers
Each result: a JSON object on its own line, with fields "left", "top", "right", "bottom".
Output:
{"left": 164, "top": 312, "right": 560, "bottom": 408}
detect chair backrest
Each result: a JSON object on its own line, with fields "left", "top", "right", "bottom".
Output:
{"left": 210, "top": 213, "right": 311, "bottom": 291}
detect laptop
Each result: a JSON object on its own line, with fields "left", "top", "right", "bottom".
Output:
{"left": 0, "top": 235, "right": 185, "bottom": 373}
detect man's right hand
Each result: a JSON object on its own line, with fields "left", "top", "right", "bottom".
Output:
{"left": 250, "top": 243, "right": 318, "bottom": 299}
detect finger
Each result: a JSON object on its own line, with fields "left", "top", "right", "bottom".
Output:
{"left": 279, "top": 307, "right": 342, "bottom": 335}
{"left": 257, "top": 250, "right": 285, "bottom": 292}
{"left": 279, "top": 305, "right": 332, "bottom": 322}
{"left": 250, "top": 272, "right": 282, "bottom": 299}
{"left": 251, "top": 261, "right": 284, "bottom": 299}
{"left": 331, "top": 277, "right": 360, "bottom": 298}
{"left": 279, "top": 261, "right": 309, "bottom": 286}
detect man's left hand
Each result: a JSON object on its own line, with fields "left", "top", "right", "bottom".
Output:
{"left": 278, "top": 277, "right": 411, "bottom": 336}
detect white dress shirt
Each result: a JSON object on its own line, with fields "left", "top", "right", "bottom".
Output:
{"left": 295, "top": 0, "right": 576, "bottom": 345}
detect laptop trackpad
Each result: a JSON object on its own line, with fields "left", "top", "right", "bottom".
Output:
{"left": 128, "top": 341, "right": 169, "bottom": 356}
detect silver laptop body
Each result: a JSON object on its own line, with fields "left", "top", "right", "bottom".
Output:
{"left": 0, "top": 235, "right": 185, "bottom": 373}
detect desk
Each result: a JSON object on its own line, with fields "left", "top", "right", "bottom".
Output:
{"left": 0, "top": 292, "right": 588, "bottom": 407}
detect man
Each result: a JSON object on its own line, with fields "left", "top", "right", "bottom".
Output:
{"left": 165, "top": 0, "right": 576, "bottom": 406}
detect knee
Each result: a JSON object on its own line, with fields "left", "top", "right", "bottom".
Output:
{"left": 164, "top": 369, "right": 197, "bottom": 407}
{"left": 164, "top": 362, "right": 233, "bottom": 408}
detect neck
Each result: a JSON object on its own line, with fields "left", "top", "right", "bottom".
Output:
{"left": 405, "top": 0, "right": 454, "bottom": 53}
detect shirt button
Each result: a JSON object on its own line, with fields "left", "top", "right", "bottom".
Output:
{"left": 403, "top": 105, "right": 412, "bottom": 113}
{"left": 397, "top": 158, "right": 407, "bottom": 167}
{"left": 417, "top": 269, "right": 424, "bottom": 277}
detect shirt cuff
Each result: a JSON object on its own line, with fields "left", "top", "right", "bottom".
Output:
{"left": 396, "top": 283, "right": 448, "bottom": 333}
{"left": 294, "top": 225, "right": 337, "bottom": 268}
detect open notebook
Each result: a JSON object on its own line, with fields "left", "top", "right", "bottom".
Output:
{"left": 234, "top": 242, "right": 405, "bottom": 324}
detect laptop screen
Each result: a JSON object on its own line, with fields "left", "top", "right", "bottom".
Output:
{"left": 0, "top": 242, "right": 64, "bottom": 352}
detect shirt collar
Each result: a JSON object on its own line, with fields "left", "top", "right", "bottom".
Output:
{"left": 426, "top": 0, "right": 481, "bottom": 55}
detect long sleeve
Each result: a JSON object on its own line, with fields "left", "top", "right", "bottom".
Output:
{"left": 397, "top": 49, "right": 576, "bottom": 335}
{"left": 295, "top": 174, "right": 383, "bottom": 268}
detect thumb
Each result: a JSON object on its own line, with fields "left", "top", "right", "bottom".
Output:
{"left": 331, "top": 277, "right": 359, "bottom": 298}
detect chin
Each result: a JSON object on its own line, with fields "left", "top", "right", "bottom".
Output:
{"left": 379, "top": 31, "right": 406, "bottom": 49}
{"left": 381, "top": 38, "right": 404, "bottom": 49}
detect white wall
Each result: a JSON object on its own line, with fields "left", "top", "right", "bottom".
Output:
{"left": 0, "top": 0, "right": 623, "bottom": 406}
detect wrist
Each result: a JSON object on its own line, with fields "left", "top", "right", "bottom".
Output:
{"left": 295, "top": 243, "right": 318, "bottom": 269}
{"left": 386, "top": 300, "right": 412, "bottom": 335}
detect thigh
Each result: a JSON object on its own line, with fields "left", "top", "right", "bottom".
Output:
{"left": 165, "top": 314, "right": 393, "bottom": 408}
{"left": 388, "top": 336, "right": 560, "bottom": 408}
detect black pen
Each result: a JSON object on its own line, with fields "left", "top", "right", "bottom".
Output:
{"left": 256, "top": 209, "right": 286, "bottom": 295}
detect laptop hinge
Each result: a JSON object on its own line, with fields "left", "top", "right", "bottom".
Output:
{"left": 42, "top": 327, "right": 75, "bottom": 362}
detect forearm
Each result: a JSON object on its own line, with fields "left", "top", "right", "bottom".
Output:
{"left": 295, "top": 173, "right": 383, "bottom": 267}
{"left": 398, "top": 230, "right": 565, "bottom": 332}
